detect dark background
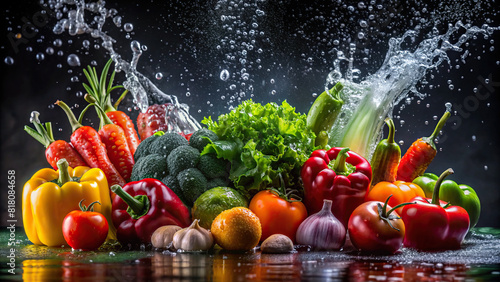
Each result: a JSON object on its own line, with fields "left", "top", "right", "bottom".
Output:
{"left": 2, "top": 1, "right": 499, "bottom": 227}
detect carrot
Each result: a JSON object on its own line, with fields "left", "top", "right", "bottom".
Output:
{"left": 82, "top": 59, "right": 141, "bottom": 155}
{"left": 56, "top": 100, "right": 126, "bottom": 187}
{"left": 396, "top": 109, "right": 451, "bottom": 182}
{"left": 24, "top": 111, "right": 87, "bottom": 169}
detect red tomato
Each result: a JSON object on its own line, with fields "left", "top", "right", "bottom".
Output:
{"left": 347, "top": 199, "right": 406, "bottom": 254}
{"left": 62, "top": 200, "right": 108, "bottom": 250}
{"left": 249, "top": 190, "right": 308, "bottom": 243}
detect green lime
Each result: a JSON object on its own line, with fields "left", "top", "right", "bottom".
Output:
{"left": 191, "top": 187, "right": 248, "bottom": 229}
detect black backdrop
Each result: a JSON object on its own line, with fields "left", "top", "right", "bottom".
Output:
{"left": 2, "top": 1, "right": 499, "bottom": 227}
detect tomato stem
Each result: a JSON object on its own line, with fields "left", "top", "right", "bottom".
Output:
{"left": 378, "top": 194, "right": 415, "bottom": 232}
{"left": 78, "top": 199, "right": 101, "bottom": 212}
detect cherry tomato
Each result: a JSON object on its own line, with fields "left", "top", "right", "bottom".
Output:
{"left": 348, "top": 196, "right": 412, "bottom": 254}
{"left": 249, "top": 190, "right": 308, "bottom": 242}
{"left": 62, "top": 200, "right": 108, "bottom": 250}
{"left": 365, "top": 181, "right": 424, "bottom": 215}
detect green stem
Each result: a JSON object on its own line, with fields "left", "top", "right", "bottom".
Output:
{"left": 57, "top": 159, "right": 72, "bottom": 185}
{"left": 385, "top": 117, "right": 396, "bottom": 144}
{"left": 113, "top": 89, "right": 129, "bottom": 110}
{"left": 85, "top": 94, "right": 114, "bottom": 128}
{"left": 425, "top": 110, "right": 451, "bottom": 150}
{"left": 55, "top": 100, "right": 83, "bottom": 132}
{"left": 110, "top": 184, "right": 150, "bottom": 219}
{"left": 431, "top": 168, "right": 454, "bottom": 205}
{"left": 333, "top": 147, "right": 350, "bottom": 173}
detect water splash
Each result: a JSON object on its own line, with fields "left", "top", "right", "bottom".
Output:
{"left": 45, "top": 0, "right": 201, "bottom": 134}
{"left": 328, "top": 21, "right": 498, "bottom": 159}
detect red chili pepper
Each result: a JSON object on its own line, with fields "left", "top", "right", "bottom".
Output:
{"left": 82, "top": 59, "right": 141, "bottom": 155}
{"left": 24, "top": 111, "right": 87, "bottom": 169}
{"left": 56, "top": 100, "right": 126, "bottom": 188}
{"left": 397, "top": 109, "right": 450, "bottom": 182}
{"left": 301, "top": 147, "right": 372, "bottom": 227}
{"left": 111, "top": 179, "right": 191, "bottom": 244}
{"left": 400, "top": 168, "right": 470, "bottom": 251}
{"left": 87, "top": 95, "right": 136, "bottom": 182}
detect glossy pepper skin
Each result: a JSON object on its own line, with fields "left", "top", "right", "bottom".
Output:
{"left": 397, "top": 109, "right": 450, "bottom": 182}
{"left": 111, "top": 178, "right": 191, "bottom": 244}
{"left": 413, "top": 173, "right": 481, "bottom": 228}
{"left": 306, "top": 82, "right": 344, "bottom": 147}
{"left": 370, "top": 117, "right": 400, "bottom": 187}
{"left": 301, "top": 147, "right": 372, "bottom": 227}
{"left": 401, "top": 169, "right": 470, "bottom": 251}
{"left": 22, "top": 159, "right": 116, "bottom": 247}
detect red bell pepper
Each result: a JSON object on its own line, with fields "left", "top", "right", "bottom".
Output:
{"left": 301, "top": 147, "right": 372, "bottom": 227}
{"left": 401, "top": 168, "right": 470, "bottom": 251}
{"left": 111, "top": 178, "right": 191, "bottom": 244}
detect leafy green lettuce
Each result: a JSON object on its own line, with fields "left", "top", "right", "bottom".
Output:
{"left": 201, "top": 99, "right": 318, "bottom": 197}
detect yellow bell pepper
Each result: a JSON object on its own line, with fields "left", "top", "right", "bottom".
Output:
{"left": 22, "top": 159, "right": 116, "bottom": 247}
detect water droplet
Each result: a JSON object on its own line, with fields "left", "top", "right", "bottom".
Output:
{"left": 229, "top": 84, "right": 236, "bottom": 90}
{"left": 35, "top": 53, "right": 45, "bottom": 61}
{"left": 124, "top": 23, "right": 134, "bottom": 32}
{"left": 398, "top": 140, "right": 404, "bottom": 146}
{"left": 220, "top": 69, "right": 230, "bottom": 81}
{"left": 424, "top": 121, "right": 429, "bottom": 125}
{"left": 360, "top": 20, "right": 368, "bottom": 28}
{"left": 46, "top": 47, "right": 54, "bottom": 55}
{"left": 484, "top": 165, "right": 488, "bottom": 171}
{"left": 82, "top": 40, "right": 90, "bottom": 49}
{"left": 270, "top": 79, "right": 275, "bottom": 84}
{"left": 445, "top": 102, "right": 452, "bottom": 112}
{"left": 256, "top": 9, "right": 265, "bottom": 16}
{"left": 471, "top": 135, "right": 476, "bottom": 141}
{"left": 400, "top": 120, "right": 405, "bottom": 126}
{"left": 312, "top": 93, "right": 318, "bottom": 98}
{"left": 67, "top": 54, "right": 81, "bottom": 67}
{"left": 155, "top": 72, "right": 163, "bottom": 80}
{"left": 186, "top": 92, "right": 191, "bottom": 97}
{"left": 448, "top": 84, "right": 454, "bottom": 90}
{"left": 271, "top": 90, "right": 276, "bottom": 95}
{"left": 426, "top": 104, "right": 430, "bottom": 108}
{"left": 70, "top": 76, "right": 79, "bottom": 82}
{"left": 76, "top": 91, "right": 83, "bottom": 97}
{"left": 4, "top": 56, "right": 14, "bottom": 65}
{"left": 53, "top": 39, "right": 62, "bottom": 47}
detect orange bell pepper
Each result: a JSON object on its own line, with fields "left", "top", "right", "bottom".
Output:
{"left": 365, "top": 181, "right": 425, "bottom": 215}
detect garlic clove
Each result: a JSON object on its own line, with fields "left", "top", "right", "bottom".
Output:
{"left": 173, "top": 219, "right": 214, "bottom": 251}
{"left": 296, "top": 199, "right": 346, "bottom": 251}
{"left": 151, "top": 225, "right": 182, "bottom": 249}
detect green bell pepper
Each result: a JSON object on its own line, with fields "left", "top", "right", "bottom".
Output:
{"left": 413, "top": 172, "right": 481, "bottom": 228}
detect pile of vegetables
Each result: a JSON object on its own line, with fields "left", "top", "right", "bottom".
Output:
{"left": 21, "top": 59, "right": 482, "bottom": 255}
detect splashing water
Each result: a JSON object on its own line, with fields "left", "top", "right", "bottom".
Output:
{"left": 327, "top": 21, "right": 498, "bottom": 159}
{"left": 45, "top": 0, "right": 201, "bottom": 135}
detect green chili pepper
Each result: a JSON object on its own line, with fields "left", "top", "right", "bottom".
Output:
{"left": 369, "top": 117, "right": 401, "bottom": 188}
{"left": 413, "top": 172, "right": 481, "bottom": 228}
{"left": 306, "top": 82, "right": 344, "bottom": 147}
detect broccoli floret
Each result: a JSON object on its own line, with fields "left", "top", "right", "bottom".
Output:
{"left": 197, "top": 153, "right": 229, "bottom": 179}
{"left": 134, "top": 134, "right": 158, "bottom": 162}
{"left": 130, "top": 153, "right": 167, "bottom": 181}
{"left": 206, "top": 177, "right": 231, "bottom": 190}
{"left": 167, "top": 145, "right": 200, "bottom": 175}
{"left": 149, "top": 132, "right": 188, "bottom": 157}
{"left": 161, "top": 175, "right": 188, "bottom": 205}
{"left": 189, "top": 128, "right": 219, "bottom": 151}
{"left": 177, "top": 168, "right": 208, "bottom": 206}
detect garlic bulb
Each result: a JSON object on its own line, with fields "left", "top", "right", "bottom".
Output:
{"left": 151, "top": 225, "right": 182, "bottom": 249}
{"left": 296, "top": 199, "right": 346, "bottom": 250}
{"left": 173, "top": 219, "right": 214, "bottom": 251}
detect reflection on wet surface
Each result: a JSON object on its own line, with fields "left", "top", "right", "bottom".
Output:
{"left": 2, "top": 228, "right": 500, "bottom": 281}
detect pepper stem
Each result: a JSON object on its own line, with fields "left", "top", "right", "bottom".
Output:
{"left": 333, "top": 147, "right": 350, "bottom": 173}
{"left": 55, "top": 100, "right": 83, "bottom": 132}
{"left": 431, "top": 168, "right": 454, "bottom": 205}
{"left": 385, "top": 117, "right": 396, "bottom": 144}
{"left": 111, "top": 184, "right": 150, "bottom": 220}
{"left": 57, "top": 159, "right": 72, "bottom": 185}
{"left": 425, "top": 110, "right": 451, "bottom": 149}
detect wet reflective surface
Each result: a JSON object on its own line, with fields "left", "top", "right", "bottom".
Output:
{"left": 1, "top": 228, "right": 499, "bottom": 281}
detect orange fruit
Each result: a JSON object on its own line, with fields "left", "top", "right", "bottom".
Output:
{"left": 211, "top": 207, "right": 262, "bottom": 251}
